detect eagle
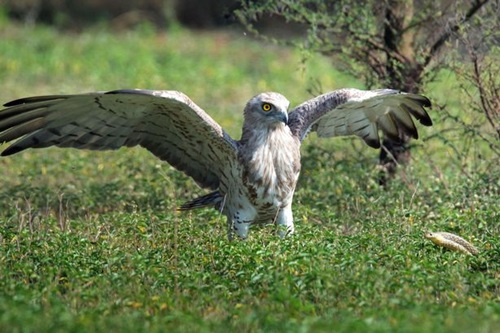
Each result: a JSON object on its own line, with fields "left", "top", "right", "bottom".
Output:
{"left": 0, "top": 88, "right": 432, "bottom": 239}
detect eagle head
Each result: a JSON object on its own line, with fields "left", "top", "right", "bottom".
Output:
{"left": 244, "top": 92, "right": 290, "bottom": 126}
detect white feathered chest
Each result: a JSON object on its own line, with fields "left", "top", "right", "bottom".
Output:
{"left": 239, "top": 125, "right": 301, "bottom": 214}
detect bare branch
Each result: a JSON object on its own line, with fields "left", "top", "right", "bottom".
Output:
{"left": 423, "top": 0, "right": 491, "bottom": 69}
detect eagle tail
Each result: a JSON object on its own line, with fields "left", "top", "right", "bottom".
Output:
{"left": 178, "top": 191, "right": 224, "bottom": 211}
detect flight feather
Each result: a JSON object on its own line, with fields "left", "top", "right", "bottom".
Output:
{"left": 0, "top": 89, "right": 238, "bottom": 189}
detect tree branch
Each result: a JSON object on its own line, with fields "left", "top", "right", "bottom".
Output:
{"left": 423, "top": 0, "right": 490, "bottom": 69}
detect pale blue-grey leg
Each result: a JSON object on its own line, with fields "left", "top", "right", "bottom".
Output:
{"left": 227, "top": 210, "right": 254, "bottom": 240}
{"left": 276, "top": 205, "right": 294, "bottom": 237}
{"left": 227, "top": 219, "right": 251, "bottom": 240}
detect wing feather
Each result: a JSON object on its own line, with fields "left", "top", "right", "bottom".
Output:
{"left": 288, "top": 88, "right": 432, "bottom": 148}
{"left": 0, "top": 89, "right": 238, "bottom": 189}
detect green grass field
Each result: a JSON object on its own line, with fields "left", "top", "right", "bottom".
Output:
{"left": 0, "top": 21, "right": 498, "bottom": 333}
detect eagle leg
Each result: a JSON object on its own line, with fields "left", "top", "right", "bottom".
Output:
{"left": 228, "top": 219, "right": 251, "bottom": 241}
{"left": 276, "top": 205, "right": 294, "bottom": 238}
{"left": 228, "top": 208, "right": 256, "bottom": 240}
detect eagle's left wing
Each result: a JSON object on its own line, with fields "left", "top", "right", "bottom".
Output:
{"left": 288, "top": 88, "right": 432, "bottom": 148}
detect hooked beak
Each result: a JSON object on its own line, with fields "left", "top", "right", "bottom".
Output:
{"left": 278, "top": 112, "right": 289, "bottom": 126}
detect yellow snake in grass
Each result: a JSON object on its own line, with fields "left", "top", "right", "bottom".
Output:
{"left": 425, "top": 231, "right": 479, "bottom": 255}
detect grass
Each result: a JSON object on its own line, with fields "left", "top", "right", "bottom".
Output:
{"left": 0, "top": 21, "right": 498, "bottom": 333}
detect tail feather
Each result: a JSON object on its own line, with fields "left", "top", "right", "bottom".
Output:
{"left": 178, "top": 191, "right": 224, "bottom": 211}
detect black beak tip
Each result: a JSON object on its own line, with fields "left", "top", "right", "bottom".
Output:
{"left": 282, "top": 114, "right": 289, "bottom": 126}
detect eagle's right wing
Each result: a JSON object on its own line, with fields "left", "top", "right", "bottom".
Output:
{"left": 0, "top": 89, "right": 239, "bottom": 190}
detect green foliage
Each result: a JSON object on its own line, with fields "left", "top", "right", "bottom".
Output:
{"left": 236, "top": 0, "right": 499, "bottom": 184}
{"left": 235, "top": 0, "right": 495, "bottom": 88}
{"left": 0, "top": 22, "right": 499, "bottom": 332}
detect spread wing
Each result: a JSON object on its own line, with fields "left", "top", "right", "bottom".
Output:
{"left": 288, "top": 88, "right": 432, "bottom": 148}
{"left": 0, "top": 89, "right": 239, "bottom": 190}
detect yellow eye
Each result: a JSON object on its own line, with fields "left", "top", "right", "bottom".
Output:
{"left": 262, "top": 103, "right": 272, "bottom": 112}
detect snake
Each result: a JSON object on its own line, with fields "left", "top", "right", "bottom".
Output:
{"left": 424, "top": 231, "right": 479, "bottom": 255}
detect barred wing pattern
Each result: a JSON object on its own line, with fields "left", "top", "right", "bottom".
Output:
{"left": 288, "top": 89, "right": 432, "bottom": 147}
{"left": 0, "top": 89, "right": 238, "bottom": 189}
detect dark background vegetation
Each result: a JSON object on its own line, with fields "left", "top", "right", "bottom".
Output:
{"left": 1, "top": 0, "right": 238, "bottom": 29}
